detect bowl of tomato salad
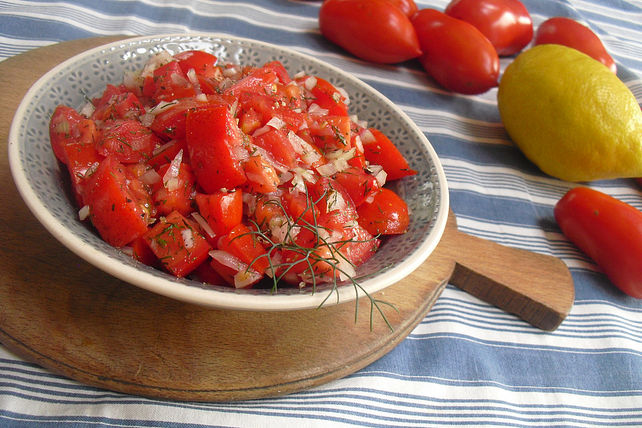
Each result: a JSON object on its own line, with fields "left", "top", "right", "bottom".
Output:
{"left": 8, "top": 34, "right": 448, "bottom": 312}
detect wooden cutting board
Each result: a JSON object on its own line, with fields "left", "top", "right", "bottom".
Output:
{"left": 0, "top": 37, "right": 574, "bottom": 402}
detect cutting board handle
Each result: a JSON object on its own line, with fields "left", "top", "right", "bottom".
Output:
{"left": 445, "top": 227, "right": 574, "bottom": 331}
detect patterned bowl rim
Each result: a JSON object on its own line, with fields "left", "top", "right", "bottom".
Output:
{"left": 8, "top": 33, "right": 449, "bottom": 311}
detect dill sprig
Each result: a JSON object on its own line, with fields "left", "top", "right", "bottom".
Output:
{"left": 229, "top": 187, "right": 397, "bottom": 331}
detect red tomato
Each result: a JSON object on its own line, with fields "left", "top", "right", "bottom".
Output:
{"left": 361, "top": 128, "right": 416, "bottom": 181}
{"left": 143, "top": 210, "right": 212, "bottom": 277}
{"left": 445, "top": 0, "right": 533, "bottom": 56}
{"left": 555, "top": 187, "right": 642, "bottom": 299}
{"left": 174, "top": 50, "right": 219, "bottom": 79}
{"left": 185, "top": 105, "right": 247, "bottom": 193}
{"left": 319, "top": 0, "right": 422, "bottom": 64}
{"left": 412, "top": 9, "right": 500, "bottom": 94}
{"left": 244, "top": 155, "right": 280, "bottom": 194}
{"left": 357, "top": 188, "right": 409, "bottom": 235}
{"left": 382, "top": 0, "right": 418, "bottom": 18}
{"left": 534, "top": 17, "right": 617, "bottom": 73}
{"left": 336, "top": 224, "right": 380, "bottom": 266}
{"left": 300, "top": 75, "right": 349, "bottom": 117}
{"left": 91, "top": 84, "right": 144, "bottom": 121}
{"left": 150, "top": 95, "right": 233, "bottom": 141}
{"left": 96, "top": 119, "right": 161, "bottom": 164}
{"left": 61, "top": 134, "right": 102, "bottom": 206}
{"left": 334, "top": 166, "right": 380, "bottom": 207}
{"left": 195, "top": 190, "right": 243, "bottom": 237}
{"left": 217, "top": 223, "right": 270, "bottom": 275}
{"left": 146, "top": 60, "right": 197, "bottom": 101}
{"left": 83, "top": 156, "right": 153, "bottom": 247}
{"left": 252, "top": 127, "right": 298, "bottom": 169}
{"left": 49, "top": 105, "right": 98, "bottom": 164}
{"left": 152, "top": 162, "right": 197, "bottom": 217}
{"left": 147, "top": 139, "right": 187, "bottom": 171}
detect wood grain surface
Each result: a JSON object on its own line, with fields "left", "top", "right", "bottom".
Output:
{"left": 0, "top": 36, "right": 574, "bottom": 402}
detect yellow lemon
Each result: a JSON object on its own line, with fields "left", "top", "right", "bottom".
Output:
{"left": 497, "top": 44, "right": 642, "bottom": 182}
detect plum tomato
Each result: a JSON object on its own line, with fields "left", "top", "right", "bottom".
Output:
{"left": 445, "top": 0, "right": 533, "bottom": 56}
{"left": 382, "top": 0, "right": 418, "bottom": 18}
{"left": 555, "top": 187, "right": 642, "bottom": 298}
{"left": 319, "top": 0, "right": 422, "bottom": 64}
{"left": 534, "top": 17, "right": 617, "bottom": 74}
{"left": 357, "top": 188, "right": 410, "bottom": 235}
{"left": 411, "top": 9, "right": 500, "bottom": 95}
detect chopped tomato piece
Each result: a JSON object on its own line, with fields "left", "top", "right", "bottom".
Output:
{"left": 143, "top": 211, "right": 212, "bottom": 277}
{"left": 147, "top": 139, "right": 187, "bottom": 171}
{"left": 152, "top": 161, "right": 197, "bottom": 217}
{"left": 91, "top": 84, "right": 144, "bottom": 121}
{"left": 357, "top": 188, "right": 410, "bottom": 235}
{"left": 174, "top": 50, "right": 219, "bottom": 79}
{"left": 195, "top": 189, "right": 243, "bottom": 237}
{"left": 334, "top": 166, "right": 381, "bottom": 207}
{"left": 244, "top": 155, "right": 280, "bottom": 194}
{"left": 61, "top": 135, "right": 102, "bottom": 206}
{"left": 308, "top": 115, "right": 352, "bottom": 152}
{"left": 148, "top": 60, "right": 197, "bottom": 101}
{"left": 217, "top": 223, "right": 269, "bottom": 275}
{"left": 252, "top": 127, "right": 298, "bottom": 169}
{"left": 96, "top": 119, "right": 160, "bottom": 164}
{"left": 303, "top": 75, "right": 349, "bottom": 116}
{"left": 130, "top": 236, "right": 159, "bottom": 267}
{"left": 361, "top": 128, "right": 417, "bottom": 180}
{"left": 337, "top": 225, "right": 379, "bottom": 266}
{"left": 49, "top": 105, "right": 99, "bottom": 164}
{"left": 83, "top": 156, "right": 153, "bottom": 247}
{"left": 186, "top": 105, "right": 247, "bottom": 192}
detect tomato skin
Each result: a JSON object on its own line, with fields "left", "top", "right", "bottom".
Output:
{"left": 174, "top": 50, "right": 219, "bottom": 79}
{"left": 96, "top": 119, "right": 161, "bottom": 164}
{"left": 411, "top": 9, "right": 500, "bottom": 94}
{"left": 185, "top": 105, "right": 247, "bottom": 193}
{"left": 382, "top": 0, "right": 418, "bottom": 18}
{"left": 357, "top": 188, "right": 409, "bottom": 235}
{"left": 152, "top": 162, "right": 197, "bottom": 217}
{"left": 554, "top": 187, "right": 642, "bottom": 298}
{"left": 195, "top": 190, "right": 243, "bottom": 238}
{"left": 534, "top": 17, "right": 616, "bottom": 74}
{"left": 82, "top": 156, "right": 152, "bottom": 247}
{"left": 361, "top": 128, "right": 416, "bottom": 181}
{"left": 143, "top": 211, "right": 212, "bottom": 277}
{"left": 319, "top": 0, "right": 422, "bottom": 64}
{"left": 445, "top": 0, "right": 533, "bottom": 56}
{"left": 49, "top": 105, "right": 98, "bottom": 165}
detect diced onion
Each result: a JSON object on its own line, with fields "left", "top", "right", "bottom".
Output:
{"left": 191, "top": 212, "right": 216, "bottom": 238}
{"left": 163, "top": 149, "right": 183, "bottom": 191}
{"left": 78, "top": 205, "right": 90, "bottom": 221}
{"left": 252, "top": 125, "right": 271, "bottom": 138}
{"left": 181, "top": 228, "right": 194, "bottom": 249}
{"left": 336, "top": 86, "right": 350, "bottom": 105}
{"left": 360, "top": 129, "right": 376, "bottom": 144}
{"left": 316, "top": 162, "right": 338, "bottom": 177}
{"left": 152, "top": 140, "right": 177, "bottom": 157}
{"left": 265, "top": 116, "right": 286, "bottom": 130}
{"left": 307, "top": 103, "right": 328, "bottom": 117}
{"left": 140, "top": 168, "right": 162, "bottom": 185}
{"left": 354, "top": 135, "right": 364, "bottom": 153}
{"left": 186, "top": 68, "right": 202, "bottom": 96}
{"left": 304, "top": 76, "right": 317, "bottom": 91}
{"left": 368, "top": 164, "right": 388, "bottom": 187}
{"left": 79, "top": 102, "right": 95, "bottom": 118}
{"left": 337, "top": 257, "right": 356, "bottom": 281}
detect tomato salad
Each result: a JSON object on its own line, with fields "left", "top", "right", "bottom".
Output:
{"left": 48, "top": 50, "right": 417, "bottom": 289}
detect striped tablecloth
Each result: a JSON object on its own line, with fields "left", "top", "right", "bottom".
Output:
{"left": 1, "top": 0, "right": 641, "bottom": 426}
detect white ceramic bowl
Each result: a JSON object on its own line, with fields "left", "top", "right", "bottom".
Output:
{"left": 8, "top": 34, "right": 449, "bottom": 311}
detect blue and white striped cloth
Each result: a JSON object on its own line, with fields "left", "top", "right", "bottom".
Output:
{"left": 1, "top": 0, "right": 641, "bottom": 426}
